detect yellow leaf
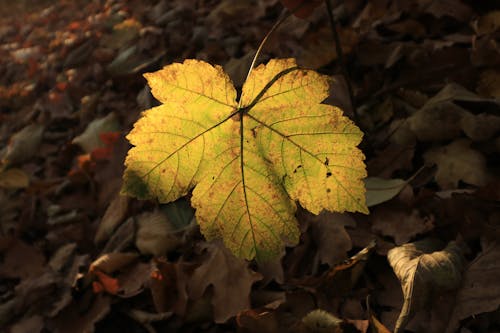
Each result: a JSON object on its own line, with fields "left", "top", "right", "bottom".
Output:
{"left": 122, "top": 58, "right": 367, "bottom": 261}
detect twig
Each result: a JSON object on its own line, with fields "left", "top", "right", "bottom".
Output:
{"left": 239, "top": 2, "right": 309, "bottom": 108}
{"left": 324, "top": 0, "right": 358, "bottom": 123}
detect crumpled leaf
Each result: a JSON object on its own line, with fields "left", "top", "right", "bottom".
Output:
{"left": 387, "top": 239, "right": 464, "bottom": 333}
{"left": 122, "top": 58, "right": 367, "bottom": 261}
{"left": 364, "top": 177, "right": 407, "bottom": 207}
{"left": 187, "top": 242, "right": 262, "bottom": 323}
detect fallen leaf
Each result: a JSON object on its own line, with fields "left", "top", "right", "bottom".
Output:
{"left": 371, "top": 205, "right": 435, "bottom": 245}
{"left": 364, "top": 177, "right": 407, "bottom": 207}
{"left": 0, "top": 238, "right": 45, "bottom": 280}
{"left": 301, "top": 309, "right": 343, "bottom": 333}
{"left": 122, "top": 58, "right": 367, "bottom": 261}
{"left": 0, "top": 168, "right": 29, "bottom": 189}
{"left": 72, "top": 112, "right": 120, "bottom": 153}
{"left": 94, "top": 193, "right": 129, "bottom": 244}
{"left": 280, "top": 0, "right": 323, "bottom": 18}
{"left": 307, "top": 211, "right": 356, "bottom": 267}
{"left": 48, "top": 294, "right": 111, "bottom": 333}
{"left": 460, "top": 112, "right": 500, "bottom": 142}
{"left": 116, "top": 262, "right": 150, "bottom": 297}
{"left": 89, "top": 252, "right": 138, "bottom": 274}
{"left": 407, "top": 100, "right": 466, "bottom": 142}
{"left": 188, "top": 241, "right": 262, "bottom": 323}
{"left": 10, "top": 315, "right": 44, "bottom": 333}
{"left": 48, "top": 243, "right": 77, "bottom": 272}
{"left": 474, "top": 11, "right": 500, "bottom": 35}
{"left": 93, "top": 270, "right": 120, "bottom": 295}
{"left": 1, "top": 123, "right": 44, "bottom": 167}
{"left": 446, "top": 240, "right": 500, "bottom": 333}
{"left": 387, "top": 239, "right": 464, "bottom": 333}
{"left": 424, "top": 139, "right": 490, "bottom": 189}
{"left": 135, "top": 210, "right": 180, "bottom": 256}
{"left": 477, "top": 69, "right": 500, "bottom": 98}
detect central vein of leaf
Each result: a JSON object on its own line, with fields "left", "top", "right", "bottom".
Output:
{"left": 239, "top": 109, "right": 257, "bottom": 260}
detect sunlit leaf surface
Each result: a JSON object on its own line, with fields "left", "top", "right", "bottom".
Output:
{"left": 122, "top": 58, "right": 367, "bottom": 260}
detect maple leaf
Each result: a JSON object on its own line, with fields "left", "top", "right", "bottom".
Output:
{"left": 122, "top": 58, "right": 367, "bottom": 261}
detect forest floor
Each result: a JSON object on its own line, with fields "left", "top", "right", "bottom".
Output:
{"left": 1, "top": 0, "right": 499, "bottom": 332}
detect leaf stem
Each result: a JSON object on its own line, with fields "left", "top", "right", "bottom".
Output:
{"left": 324, "top": 0, "right": 358, "bottom": 123}
{"left": 240, "top": 2, "right": 309, "bottom": 108}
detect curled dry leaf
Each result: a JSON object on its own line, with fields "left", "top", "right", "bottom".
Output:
{"left": 387, "top": 239, "right": 464, "bottom": 333}
{"left": 135, "top": 209, "right": 181, "bottom": 256}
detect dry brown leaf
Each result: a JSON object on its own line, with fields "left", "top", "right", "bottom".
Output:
{"left": 387, "top": 239, "right": 464, "bottom": 333}
{"left": 460, "top": 112, "right": 500, "bottom": 142}
{"left": 117, "top": 262, "right": 150, "bottom": 297}
{"left": 477, "top": 69, "right": 500, "bottom": 98}
{"left": 308, "top": 211, "right": 356, "bottom": 267}
{"left": 187, "top": 241, "right": 262, "bottom": 323}
{"left": 474, "top": 11, "right": 500, "bottom": 35}
{"left": 422, "top": 0, "right": 473, "bottom": 21}
{"left": 10, "top": 315, "right": 44, "bottom": 333}
{"left": 424, "top": 139, "right": 490, "bottom": 189}
{"left": 72, "top": 112, "right": 120, "bottom": 153}
{"left": 367, "top": 144, "right": 415, "bottom": 178}
{"left": 94, "top": 194, "right": 129, "bottom": 244}
{"left": 47, "top": 294, "right": 111, "bottom": 333}
{"left": 89, "top": 252, "right": 138, "bottom": 274}
{"left": 0, "top": 238, "right": 45, "bottom": 280}
{"left": 408, "top": 102, "right": 466, "bottom": 142}
{"left": 48, "top": 243, "right": 77, "bottom": 272}
{"left": 0, "top": 168, "right": 29, "bottom": 189}
{"left": 371, "top": 205, "right": 434, "bottom": 245}
{"left": 1, "top": 124, "right": 44, "bottom": 167}
{"left": 446, "top": 240, "right": 500, "bottom": 333}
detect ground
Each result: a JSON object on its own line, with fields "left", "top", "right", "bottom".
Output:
{"left": 0, "top": 0, "right": 499, "bottom": 332}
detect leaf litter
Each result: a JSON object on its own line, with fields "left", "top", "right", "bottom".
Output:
{"left": 0, "top": 0, "right": 499, "bottom": 332}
